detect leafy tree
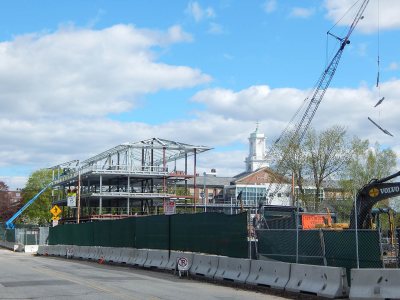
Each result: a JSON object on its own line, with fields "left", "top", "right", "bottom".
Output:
{"left": 340, "top": 138, "right": 397, "bottom": 192}
{"left": 304, "top": 125, "right": 351, "bottom": 210}
{"left": 272, "top": 125, "right": 351, "bottom": 210}
{"left": 333, "top": 139, "right": 397, "bottom": 222}
{"left": 272, "top": 131, "right": 308, "bottom": 200}
{"left": 19, "top": 169, "right": 53, "bottom": 225}
{"left": 0, "top": 181, "right": 8, "bottom": 191}
{"left": 0, "top": 181, "right": 10, "bottom": 222}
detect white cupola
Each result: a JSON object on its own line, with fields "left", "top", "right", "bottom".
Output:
{"left": 245, "top": 123, "right": 268, "bottom": 172}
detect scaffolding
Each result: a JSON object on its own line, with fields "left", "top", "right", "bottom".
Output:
{"left": 50, "top": 138, "right": 211, "bottom": 222}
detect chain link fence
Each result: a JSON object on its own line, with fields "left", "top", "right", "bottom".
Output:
{"left": 255, "top": 194, "right": 400, "bottom": 278}
{"left": 0, "top": 226, "right": 49, "bottom": 246}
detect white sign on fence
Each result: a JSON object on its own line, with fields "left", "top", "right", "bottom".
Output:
{"left": 164, "top": 200, "right": 176, "bottom": 215}
{"left": 67, "top": 194, "right": 76, "bottom": 207}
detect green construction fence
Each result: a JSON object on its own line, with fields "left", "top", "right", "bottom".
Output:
{"left": 48, "top": 212, "right": 248, "bottom": 258}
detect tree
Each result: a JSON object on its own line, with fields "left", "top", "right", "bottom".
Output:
{"left": 272, "top": 125, "right": 351, "bottom": 211}
{"left": 271, "top": 131, "right": 308, "bottom": 200}
{"left": 304, "top": 125, "right": 351, "bottom": 210}
{"left": 0, "top": 181, "right": 10, "bottom": 222}
{"left": 0, "top": 181, "right": 8, "bottom": 192}
{"left": 340, "top": 138, "right": 397, "bottom": 193}
{"left": 332, "top": 139, "right": 397, "bottom": 222}
{"left": 19, "top": 169, "right": 53, "bottom": 225}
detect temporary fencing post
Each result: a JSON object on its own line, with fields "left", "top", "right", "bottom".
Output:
{"left": 354, "top": 190, "right": 359, "bottom": 269}
{"left": 296, "top": 197, "right": 300, "bottom": 263}
{"left": 248, "top": 210, "right": 251, "bottom": 259}
{"left": 320, "top": 229, "right": 327, "bottom": 266}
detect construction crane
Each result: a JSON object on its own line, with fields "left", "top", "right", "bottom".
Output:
{"left": 266, "top": 0, "right": 370, "bottom": 203}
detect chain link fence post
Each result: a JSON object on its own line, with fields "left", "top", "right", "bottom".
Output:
{"left": 296, "top": 197, "right": 300, "bottom": 263}
{"left": 354, "top": 190, "right": 360, "bottom": 269}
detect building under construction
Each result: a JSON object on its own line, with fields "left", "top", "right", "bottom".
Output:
{"left": 51, "top": 138, "right": 211, "bottom": 222}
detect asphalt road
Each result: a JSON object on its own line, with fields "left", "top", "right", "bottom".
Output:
{"left": 0, "top": 248, "right": 290, "bottom": 300}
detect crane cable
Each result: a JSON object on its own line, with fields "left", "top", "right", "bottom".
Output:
{"left": 326, "top": 0, "right": 361, "bottom": 67}
{"left": 377, "top": 0, "right": 381, "bottom": 122}
{"left": 377, "top": 0, "right": 380, "bottom": 90}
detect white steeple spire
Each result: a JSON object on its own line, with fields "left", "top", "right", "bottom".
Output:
{"left": 245, "top": 123, "right": 268, "bottom": 172}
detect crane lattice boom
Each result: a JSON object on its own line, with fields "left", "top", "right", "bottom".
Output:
{"left": 267, "top": 0, "right": 370, "bottom": 203}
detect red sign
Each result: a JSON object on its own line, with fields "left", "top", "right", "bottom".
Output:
{"left": 302, "top": 214, "right": 328, "bottom": 230}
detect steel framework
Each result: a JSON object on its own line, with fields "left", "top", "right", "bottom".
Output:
{"left": 51, "top": 138, "right": 211, "bottom": 221}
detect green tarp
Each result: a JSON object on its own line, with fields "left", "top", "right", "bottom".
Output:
{"left": 48, "top": 212, "right": 249, "bottom": 258}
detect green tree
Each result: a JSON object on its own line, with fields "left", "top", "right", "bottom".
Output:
{"left": 19, "top": 169, "right": 53, "bottom": 225}
{"left": 340, "top": 138, "right": 397, "bottom": 192}
{"left": 335, "top": 139, "right": 397, "bottom": 222}
{"left": 272, "top": 125, "right": 351, "bottom": 211}
{"left": 304, "top": 125, "right": 351, "bottom": 210}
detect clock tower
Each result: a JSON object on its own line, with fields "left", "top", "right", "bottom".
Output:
{"left": 245, "top": 124, "right": 268, "bottom": 172}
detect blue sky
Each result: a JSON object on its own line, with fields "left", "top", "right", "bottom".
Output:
{"left": 0, "top": 0, "right": 399, "bottom": 189}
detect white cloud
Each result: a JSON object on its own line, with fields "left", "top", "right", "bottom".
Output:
{"left": 3, "top": 79, "right": 400, "bottom": 189}
{"left": 186, "top": 1, "right": 215, "bottom": 22}
{"left": 388, "top": 62, "right": 399, "bottom": 71}
{"left": 1, "top": 23, "right": 399, "bottom": 189}
{"left": 0, "top": 24, "right": 209, "bottom": 120}
{"left": 356, "top": 42, "right": 368, "bottom": 57}
{"left": 0, "top": 176, "right": 27, "bottom": 190}
{"left": 191, "top": 81, "right": 400, "bottom": 153}
{"left": 191, "top": 85, "right": 308, "bottom": 123}
{"left": 223, "top": 53, "right": 234, "bottom": 60}
{"left": 208, "top": 22, "right": 224, "bottom": 35}
{"left": 263, "top": 0, "right": 277, "bottom": 14}
{"left": 325, "top": 0, "right": 400, "bottom": 33}
{"left": 289, "top": 7, "right": 316, "bottom": 19}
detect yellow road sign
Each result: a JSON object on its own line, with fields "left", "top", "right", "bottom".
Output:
{"left": 50, "top": 205, "right": 62, "bottom": 217}
{"left": 51, "top": 216, "right": 60, "bottom": 221}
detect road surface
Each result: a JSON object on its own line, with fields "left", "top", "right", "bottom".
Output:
{"left": 0, "top": 248, "right": 291, "bottom": 300}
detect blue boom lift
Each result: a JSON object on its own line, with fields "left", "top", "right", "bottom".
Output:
{"left": 5, "top": 181, "right": 54, "bottom": 229}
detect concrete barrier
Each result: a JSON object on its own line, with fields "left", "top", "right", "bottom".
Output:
{"left": 1, "top": 240, "right": 23, "bottom": 252}
{"left": 66, "top": 245, "right": 76, "bottom": 258}
{"left": 131, "top": 249, "right": 148, "bottom": 267}
{"left": 58, "top": 245, "right": 68, "bottom": 257}
{"left": 245, "top": 260, "right": 291, "bottom": 289}
{"left": 47, "top": 245, "right": 57, "bottom": 256}
{"left": 117, "top": 248, "right": 135, "bottom": 264}
{"left": 55, "top": 245, "right": 64, "bottom": 256}
{"left": 108, "top": 247, "right": 122, "bottom": 263}
{"left": 165, "top": 251, "right": 194, "bottom": 271}
{"left": 37, "top": 245, "right": 49, "bottom": 256}
{"left": 126, "top": 249, "right": 140, "bottom": 265}
{"left": 99, "top": 247, "right": 114, "bottom": 262}
{"left": 285, "top": 264, "right": 349, "bottom": 298}
{"left": 189, "top": 254, "right": 219, "bottom": 279}
{"left": 350, "top": 269, "right": 400, "bottom": 300}
{"left": 214, "top": 256, "right": 251, "bottom": 283}
{"left": 77, "top": 246, "right": 91, "bottom": 260}
{"left": 87, "top": 246, "right": 101, "bottom": 261}
{"left": 143, "top": 249, "right": 169, "bottom": 269}
{"left": 71, "top": 245, "right": 82, "bottom": 259}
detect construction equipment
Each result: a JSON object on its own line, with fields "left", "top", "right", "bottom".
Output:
{"left": 350, "top": 171, "right": 400, "bottom": 229}
{"left": 5, "top": 182, "right": 54, "bottom": 229}
{"left": 266, "top": 0, "right": 370, "bottom": 202}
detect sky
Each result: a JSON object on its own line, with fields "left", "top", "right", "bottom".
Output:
{"left": 0, "top": 0, "right": 399, "bottom": 189}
